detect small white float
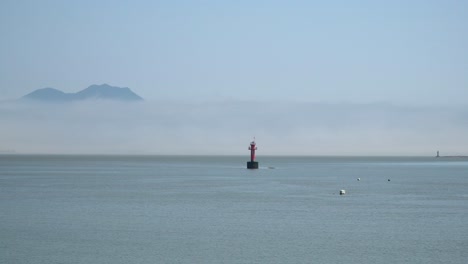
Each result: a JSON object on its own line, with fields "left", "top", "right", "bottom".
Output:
{"left": 339, "top": 189, "right": 346, "bottom": 195}
{"left": 357, "top": 178, "right": 361, "bottom": 181}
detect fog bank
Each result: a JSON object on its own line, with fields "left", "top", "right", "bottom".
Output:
{"left": 1, "top": 100, "right": 467, "bottom": 156}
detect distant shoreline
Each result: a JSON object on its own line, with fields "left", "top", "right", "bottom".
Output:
{"left": 1, "top": 153, "right": 468, "bottom": 158}
{"left": 437, "top": 156, "right": 468, "bottom": 159}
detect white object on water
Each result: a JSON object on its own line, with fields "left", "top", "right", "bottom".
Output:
{"left": 357, "top": 178, "right": 360, "bottom": 181}
{"left": 340, "top": 190, "right": 346, "bottom": 195}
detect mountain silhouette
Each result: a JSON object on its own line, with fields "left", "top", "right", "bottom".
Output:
{"left": 22, "top": 84, "right": 143, "bottom": 102}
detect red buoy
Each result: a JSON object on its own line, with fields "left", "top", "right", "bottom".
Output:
{"left": 247, "top": 138, "right": 259, "bottom": 169}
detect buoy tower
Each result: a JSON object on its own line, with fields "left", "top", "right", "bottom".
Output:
{"left": 436, "top": 151, "right": 440, "bottom": 158}
{"left": 247, "top": 139, "right": 259, "bottom": 169}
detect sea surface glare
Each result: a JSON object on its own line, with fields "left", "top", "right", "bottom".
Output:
{"left": 1, "top": 155, "right": 467, "bottom": 264}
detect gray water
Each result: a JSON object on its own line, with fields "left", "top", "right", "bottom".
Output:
{"left": 1, "top": 155, "right": 467, "bottom": 263}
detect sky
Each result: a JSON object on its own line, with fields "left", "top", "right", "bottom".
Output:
{"left": 0, "top": 1, "right": 467, "bottom": 155}
{"left": 1, "top": 0, "right": 467, "bottom": 104}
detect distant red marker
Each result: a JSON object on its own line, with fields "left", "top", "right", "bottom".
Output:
{"left": 247, "top": 138, "right": 259, "bottom": 169}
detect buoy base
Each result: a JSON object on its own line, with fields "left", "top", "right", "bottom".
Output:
{"left": 247, "top": 161, "right": 259, "bottom": 169}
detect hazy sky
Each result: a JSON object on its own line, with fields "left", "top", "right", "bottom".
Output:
{"left": 1, "top": 0, "right": 467, "bottom": 103}
{"left": 1, "top": 1, "right": 467, "bottom": 155}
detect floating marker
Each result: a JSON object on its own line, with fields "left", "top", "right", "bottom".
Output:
{"left": 247, "top": 139, "right": 259, "bottom": 169}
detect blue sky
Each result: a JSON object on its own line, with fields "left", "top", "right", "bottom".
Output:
{"left": 1, "top": 0, "right": 467, "bottom": 103}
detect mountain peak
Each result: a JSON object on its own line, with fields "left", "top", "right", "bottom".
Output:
{"left": 23, "top": 87, "right": 71, "bottom": 101}
{"left": 22, "top": 84, "right": 143, "bottom": 102}
{"left": 76, "top": 84, "right": 142, "bottom": 101}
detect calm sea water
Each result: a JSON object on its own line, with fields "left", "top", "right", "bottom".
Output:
{"left": 1, "top": 155, "right": 467, "bottom": 264}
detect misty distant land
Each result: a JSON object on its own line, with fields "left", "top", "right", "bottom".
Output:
{"left": 21, "top": 84, "right": 143, "bottom": 102}
{"left": 436, "top": 155, "right": 468, "bottom": 159}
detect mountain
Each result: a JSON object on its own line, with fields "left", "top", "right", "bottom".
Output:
{"left": 22, "top": 84, "right": 143, "bottom": 102}
{"left": 22, "top": 87, "right": 73, "bottom": 102}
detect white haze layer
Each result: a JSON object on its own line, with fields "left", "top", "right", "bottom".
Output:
{"left": 1, "top": 100, "right": 467, "bottom": 156}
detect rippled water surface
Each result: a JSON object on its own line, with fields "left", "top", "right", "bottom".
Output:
{"left": 1, "top": 155, "right": 467, "bottom": 263}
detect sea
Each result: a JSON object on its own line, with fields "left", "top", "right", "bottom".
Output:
{"left": 1, "top": 155, "right": 467, "bottom": 264}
